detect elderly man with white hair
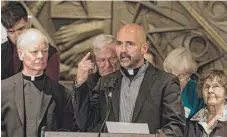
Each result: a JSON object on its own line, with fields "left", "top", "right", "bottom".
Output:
{"left": 1, "top": 28, "right": 77, "bottom": 137}
{"left": 73, "top": 34, "right": 119, "bottom": 131}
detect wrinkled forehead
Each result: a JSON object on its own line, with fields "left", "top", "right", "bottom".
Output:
{"left": 23, "top": 38, "right": 48, "bottom": 51}
{"left": 117, "top": 29, "right": 138, "bottom": 42}
{"left": 95, "top": 47, "right": 116, "bottom": 59}
{"left": 116, "top": 25, "right": 146, "bottom": 44}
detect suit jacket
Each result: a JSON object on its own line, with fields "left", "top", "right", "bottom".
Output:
{"left": 74, "top": 63, "right": 185, "bottom": 136}
{"left": 1, "top": 39, "right": 60, "bottom": 81}
{"left": 1, "top": 73, "right": 77, "bottom": 137}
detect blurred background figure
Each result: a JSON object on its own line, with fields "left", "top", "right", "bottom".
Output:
{"left": 163, "top": 48, "right": 205, "bottom": 119}
{"left": 184, "top": 69, "right": 227, "bottom": 137}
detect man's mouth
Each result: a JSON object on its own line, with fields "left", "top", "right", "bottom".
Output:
{"left": 121, "top": 57, "right": 130, "bottom": 61}
{"left": 120, "top": 53, "right": 130, "bottom": 61}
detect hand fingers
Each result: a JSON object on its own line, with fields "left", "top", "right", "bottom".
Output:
{"left": 83, "top": 63, "right": 95, "bottom": 71}
{"left": 78, "top": 60, "right": 94, "bottom": 68}
{"left": 78, "top": 62, "right": 95, "bottom": 75}
{"left": 81, "top": 52, "right": 91, "bottom": 62}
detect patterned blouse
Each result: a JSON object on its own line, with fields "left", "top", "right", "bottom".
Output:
{"left": 190, "top": 104, "right": 227, "bottom": 137}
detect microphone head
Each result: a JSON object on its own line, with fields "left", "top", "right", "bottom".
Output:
{"left": 108, "top": 92, "right": 113, "bottom": 98}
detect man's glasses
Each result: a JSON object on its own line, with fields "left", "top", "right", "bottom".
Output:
{"left": 96, "top": 57, "right": 117, "bottom": 67}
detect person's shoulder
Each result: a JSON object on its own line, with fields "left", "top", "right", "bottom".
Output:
{"left": 102, "top": 70, "right": 120, "bottom": 81}
{"left": 97, "top": 70, "right": 121, "bottom": 88}
{"left": 1, "top": 40, "right": 10, "bottom": 52}
{"left": 48, "top": 44, "right": 58, "bottom": 54}
{"left": 2, "top": 73, "right": 19, "bottom": 87}
{"left": 148, "top": 64, "right": 177, "bottom": 81}
{"left": 1, "top": 74, "right": 19, "bottom": 95}
{"left": 46, "top": 76, "right": 72, "bottom": 93}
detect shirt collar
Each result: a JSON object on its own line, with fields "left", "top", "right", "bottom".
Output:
{"left": 190, "top": 104, "right": 227, "bottom": 135}
{"left": 120, "top": 60, "right": 149, "bottom": 78}
{"left": 191, "top": 104, "right": 227, "bottom": 122}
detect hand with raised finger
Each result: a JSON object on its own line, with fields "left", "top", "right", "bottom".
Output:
{"left": 76, "top": 52, "right": 95, "bottom": 84}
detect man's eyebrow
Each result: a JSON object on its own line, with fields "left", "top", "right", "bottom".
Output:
{"left": 125, "top": 41, "right": 134, "bottom": 43}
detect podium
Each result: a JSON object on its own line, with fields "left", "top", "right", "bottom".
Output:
{"left": 44, "top": 131, "right": 166, "bottom": 137}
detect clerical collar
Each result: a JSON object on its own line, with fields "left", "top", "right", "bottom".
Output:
{"left": 22, "top": 72, "right": 44, "bottom": 81}
{"left": 122, "top": 66, "right": 140, "bottom": 77}
{"left": 120, "top": 60, "right": 149, "bottom": 81}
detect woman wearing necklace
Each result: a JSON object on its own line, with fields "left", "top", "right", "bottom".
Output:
{"left": 184, "top": 69, "right": 227, "bottom": 137}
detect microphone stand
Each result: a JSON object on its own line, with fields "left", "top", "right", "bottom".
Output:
{"left": 97, "top": 91, "right": 113, "bottom": 137}
{"left": 41, "top": 126, "right": 47, "bottom": 137}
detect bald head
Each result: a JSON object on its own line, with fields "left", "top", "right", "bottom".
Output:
{"left": 115, "top": 24, "right": 148, "bottom": 69}
{"left": 117, "top": 24, "right": 146, "bottom": 45}
{"left": 17, "top": 28, "right": 48, "bottom": 50}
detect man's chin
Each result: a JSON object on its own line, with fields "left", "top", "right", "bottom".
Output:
{"left": 33, "top": 65, "right": 46, "bottom": 70}
{"left": 120, "top": 62, "right": 131, "bottom": 68}
{"left": 101, "top": 70, "right": 113, "bottom": 76}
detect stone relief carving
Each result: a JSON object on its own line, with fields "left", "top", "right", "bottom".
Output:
{"left": 12, "top": 1, "right": 227, "bottom": 80}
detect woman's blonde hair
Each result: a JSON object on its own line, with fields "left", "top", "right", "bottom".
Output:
{"left": 163, "top": 48, "right": 197, "bottom": 75}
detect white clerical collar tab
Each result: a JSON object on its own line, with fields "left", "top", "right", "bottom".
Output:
{"left": 31, "top": 76, "right": 35, "bottom": 81}
{"left": 127, "top": 69, "right": 134, "bottom": 75}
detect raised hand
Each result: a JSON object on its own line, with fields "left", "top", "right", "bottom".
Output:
{"left": 76, "top": 52, "right": 96, "bottom": 84}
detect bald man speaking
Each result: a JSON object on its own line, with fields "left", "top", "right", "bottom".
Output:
{"left": 74, "top": 24, "right": 185, "bottom": 136}
{"left": 1, "top": 29, "right": 76, "bottom": 137}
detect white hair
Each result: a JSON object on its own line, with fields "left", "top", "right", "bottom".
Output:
{"left": 17, "top": 28, "right": 48, "bottom": 50}
{"left": 163, "top": 48, "right": 197, "bottom": 75}
{"left": 92, "top": 34, "right": 115, "bottom": 53}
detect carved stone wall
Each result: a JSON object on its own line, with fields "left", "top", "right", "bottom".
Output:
{"left": 11, "top": 1, "right": 227, "bottom": 80}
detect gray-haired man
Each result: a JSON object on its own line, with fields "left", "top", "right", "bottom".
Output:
{"left": 73, "top": 34, "right": 119, "bottom": 131}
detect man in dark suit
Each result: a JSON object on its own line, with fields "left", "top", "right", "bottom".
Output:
{"left": 73, "top": 24, "right": 185, "bottom": 136}
{"left": 1, "top": 2, "right": 60, "bottom": 80}
{"left": 1, "top": 29, "right": 77, "bottom": 137}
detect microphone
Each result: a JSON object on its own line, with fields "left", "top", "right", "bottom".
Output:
{"left": 96, "top": 76, "right": 118, "bottom": 137}
{"left": 41, "top": 126, "right": 47, "bottom": 137}
{"left": 97, "top": 90, "right": 113, "bottom": 137}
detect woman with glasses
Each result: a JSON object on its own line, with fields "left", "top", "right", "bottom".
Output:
{"left": 163, "top": 48, "right": 205, "bottom": 119}
{"left": 184, "top": 69, "right": 227, "bottom": 137}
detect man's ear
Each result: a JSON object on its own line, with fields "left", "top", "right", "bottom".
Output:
{"left": 141, "top": 43, "right": 148, "bottom": 55}
{"left": 18, "top": 50, "right": 24, "bottom": 61}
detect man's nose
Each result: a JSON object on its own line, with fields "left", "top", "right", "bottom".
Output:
{"left": 121, "top": 43, "right": 127, "bottom": 52}
{"left": 15, "top": 31, "right": 20, "bottom": 38}
{"left": 37, "top": 51, "right": 44, "bottom": 58}
{"left": 105, "top": 59, "right": 111, "bottom": 68}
